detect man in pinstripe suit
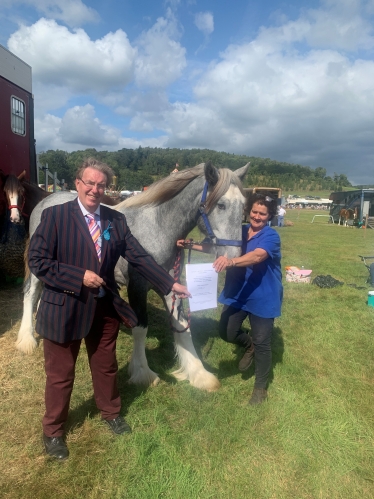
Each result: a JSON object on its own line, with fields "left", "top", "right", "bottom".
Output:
{"left": 29, "top": 158, "right": 190, "bottom": 460}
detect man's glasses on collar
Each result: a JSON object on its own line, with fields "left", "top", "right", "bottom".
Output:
{"left": 78, "top": 178, "right": 106, "bottom": 191}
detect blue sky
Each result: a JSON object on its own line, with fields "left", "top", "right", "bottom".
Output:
{"left": 1, "top": 0, "right": 374, "bottom": 184}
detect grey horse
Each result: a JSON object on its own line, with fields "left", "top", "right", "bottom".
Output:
{"left": 17, "top": 161, "right": 249, "bottom": 391}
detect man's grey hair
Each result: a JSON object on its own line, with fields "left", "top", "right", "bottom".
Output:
{"left": 76, "top": 157, "right": 114, "bottom": 186}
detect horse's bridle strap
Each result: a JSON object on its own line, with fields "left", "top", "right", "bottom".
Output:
{"left": 8, "top": 199, "right": 28, "bottom": 217}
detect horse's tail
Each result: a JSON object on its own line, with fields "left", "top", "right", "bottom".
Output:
{"left": 23, "top": 237, "right": 31, "bottom": 282}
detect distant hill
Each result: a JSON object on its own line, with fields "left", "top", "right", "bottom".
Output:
{"left": 37, "top": 147, "right": 353, "bottom": 192}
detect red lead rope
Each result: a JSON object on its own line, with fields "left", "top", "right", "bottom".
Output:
{"left": 169, "top": 243, "right": 192, "bottom": 333}
{"left": 8, "top": 197, "right": 28, "bottom": 217}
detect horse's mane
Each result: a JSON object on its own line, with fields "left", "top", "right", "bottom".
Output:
{"left": 117, "top": 163, "right": 244, "bottom": 213}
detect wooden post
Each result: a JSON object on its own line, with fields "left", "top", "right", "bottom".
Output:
{"left": 44, "top": 163, "right": 49, "bottom": 192}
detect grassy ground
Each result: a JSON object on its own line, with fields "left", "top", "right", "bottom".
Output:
{"left": 1, "top": 209, "right": 374, "bottom": 498}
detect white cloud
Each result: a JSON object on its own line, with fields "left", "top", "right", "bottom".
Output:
{"left": 134, "top": 9, "right": 186, "bottom": 88}
{"left": 35, "top": 104, "right": 168, "bottom": 153}
{"left": 59, "top": 104, "right": 121, "bottom": 147}
{"left": 194, "top": 12, "right": 214, "bottom": 36}
{"left": 34, "top": 113, "right": 63, "bottom": 152}
{"left": 117, "top": 135, "right": 168, "bottom": 150}
{"left": 149, "top": 4, "right": 374, "bottom": 182}
{"left": 2, "top": 0, "right": 99, "bottom": 27}
{"left": 305, "top": 0, "right": 374, "bottom": 51}
{"left": 8, "top": 18, "right": 136, "bottom": 93}
{"left": 35, "top": 104, "right": 121, "bottom": 151}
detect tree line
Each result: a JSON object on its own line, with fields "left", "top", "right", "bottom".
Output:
{"left": 37, "top": 147, "right": 353, "bottom": 192}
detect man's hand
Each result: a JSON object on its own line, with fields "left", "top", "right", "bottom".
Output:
{"left": 83, "top": 270, "right": 106, "bottom": 288}
{"left": 172, "top": 282, "right": 191, "bottom": 298}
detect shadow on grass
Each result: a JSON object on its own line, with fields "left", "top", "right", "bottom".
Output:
{"left": 66, "top": 302, "right": 213, "bottom": 431}
{"left": 66, "top": 305, "right": 286, "bottom": 432}
{"left": 0, "top": 280, "right": 24, "bottom": 337}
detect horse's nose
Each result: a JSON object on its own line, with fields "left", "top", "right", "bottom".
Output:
{"left": 10, "top": 214, "right": 20, "bottom": 223}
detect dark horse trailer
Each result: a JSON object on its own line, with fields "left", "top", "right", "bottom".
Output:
{"left": 0, "top": 44, "right": 37, "bottom": 182}
{"left": 329, "top": 189, "right": 374, "bottom": 225}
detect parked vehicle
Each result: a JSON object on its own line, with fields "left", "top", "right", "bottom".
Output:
{"left": 0, "top": 44, "right": 37, "bottom": 182}
{"left": 329, "top": 189, "right": 374, "bottom": 226}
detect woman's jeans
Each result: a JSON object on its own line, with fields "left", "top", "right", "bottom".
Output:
{"left": 219, "top": 305, "right": 274, "bottom": 389}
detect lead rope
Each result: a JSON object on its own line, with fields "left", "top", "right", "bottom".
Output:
{"left": 169, "top": 240, "right": 193, "bottom": 333}
{"left": 8, "top": 196, "right": 28, "bottom": 217}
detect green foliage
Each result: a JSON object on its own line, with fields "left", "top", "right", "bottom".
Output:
{"left": 37, "top": 147, "right": 353, "bottom": 192}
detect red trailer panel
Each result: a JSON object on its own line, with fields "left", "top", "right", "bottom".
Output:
{"left": 0, "top": 45, "right": 36, "bottom": 183}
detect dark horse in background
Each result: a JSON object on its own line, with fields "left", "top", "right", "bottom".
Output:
{"left": 338, "top": 207, "right": 358, "bottom": 227}
{"left": 0, "top": 169, "right": 51, "bottom": 232}
{"left": 0, "top": 170, "right": 29, "bottom": 278}
{"left": 0, "top": 171, "right": 122, "bottom": 279}
{"left": 1, "top": 170, "right": 122, "bottom": 232}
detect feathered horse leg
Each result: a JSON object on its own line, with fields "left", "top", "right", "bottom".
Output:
{"left": 16, "top": 240, "right": 42, "bottom": 353}
{"left": 163, "top": 292, "right": 220, "bottom": 392}
{"left": 16, "top": 272, "right": 42, "bottom": 353}
{"left": 127, "top": 275, "right": 160, "bottom": 387}
{"left": 128, "top": 326, "right": 160, "bottom": 387}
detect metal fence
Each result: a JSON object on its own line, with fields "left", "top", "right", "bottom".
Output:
{"left": 37, "top": 160, "right": 65, "bottom": 193}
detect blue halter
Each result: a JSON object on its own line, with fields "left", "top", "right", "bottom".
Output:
{"left": 198, "top": 182, "right": 242, "bottom": 247}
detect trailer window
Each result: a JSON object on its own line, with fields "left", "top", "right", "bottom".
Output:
{"left": 11, "top": 96, "right": 26, "bottom": 135}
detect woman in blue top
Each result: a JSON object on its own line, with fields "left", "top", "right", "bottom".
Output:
{"left": 177, "top": 195, "right": 282, "bottom": 405}
{"left": 213, "top": 194, "right": 283, "bottom": 405}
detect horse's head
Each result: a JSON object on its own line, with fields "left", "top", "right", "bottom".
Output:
{"left": 197, "top": 161, "right": 250, "bottom": 259}
{"left": 3, "top": 174, "right": 25, "bottom": 224}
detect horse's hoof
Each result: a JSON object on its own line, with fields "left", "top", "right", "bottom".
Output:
{"left": 15, "top": 336, "right": 37, "bottom": 354}
{"left": 173, "top": 368, "right": 221, "bottom": 392}
{"left": 127, "top": 370, "right": 160, "bottom": 388}
{"left": 191, "top": 375, "right": 221, "bottom": 392}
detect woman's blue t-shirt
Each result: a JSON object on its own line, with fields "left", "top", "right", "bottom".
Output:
{"left": 218, "top": 224, "right": 283, "bottom": 318}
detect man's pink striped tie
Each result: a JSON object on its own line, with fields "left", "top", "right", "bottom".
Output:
{"left": 86, "top": 214, "right": 101, "bottom": 262}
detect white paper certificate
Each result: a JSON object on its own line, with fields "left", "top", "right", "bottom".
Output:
{"left": 185, "top": 263, "right": 218, "bottom": 312}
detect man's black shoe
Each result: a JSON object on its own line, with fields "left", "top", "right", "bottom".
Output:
{"left": 238, "top": 342, "right": 255, "bottom": 372}
{"left": 43, "top": 434, "right": 69, "bottom": 460}
{"left": 105, "top": 416, "right": 132, "bottom": 435}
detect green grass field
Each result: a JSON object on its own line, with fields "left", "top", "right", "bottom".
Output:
{"left": 1, "top": 209, "right": 374, "bottom": 499}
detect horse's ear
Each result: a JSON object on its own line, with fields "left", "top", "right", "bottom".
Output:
{"left": 204, "top": 161, "right": 219, "bottom": 187}
{"left": 234, "top": 162, "right": 250, "bottom": 181}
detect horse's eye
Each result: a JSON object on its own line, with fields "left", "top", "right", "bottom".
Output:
{"left": 217, "top": 203, "right": 226, "bottom": 210}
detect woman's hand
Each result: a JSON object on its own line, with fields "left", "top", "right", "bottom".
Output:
{"left": 176, "top": 239, "right": 204, "bottom": 252}
{"left": 213, "top": 256, "right": 233, "bottom": 273}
